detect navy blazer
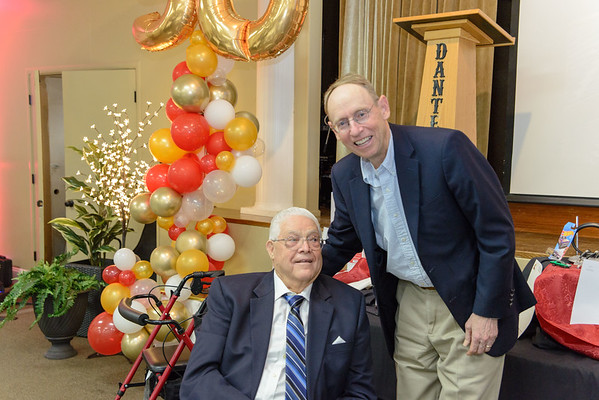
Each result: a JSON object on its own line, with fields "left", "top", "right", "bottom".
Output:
{"left": 180, "top": 271, "right": 376, "bottom": 400}
{"left": 322, "top": 124, "right": 536, "bottom": 357}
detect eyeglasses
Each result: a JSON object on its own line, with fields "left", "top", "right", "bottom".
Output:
{"left": 325, "top": 103, "right": 376, "bottom": 133}
{"left": 271, "top": 235, "right": 324, "bottom": 250}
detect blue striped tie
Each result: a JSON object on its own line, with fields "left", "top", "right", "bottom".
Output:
{"left": 284, "top": 294, "right": 307, "bottom": 400}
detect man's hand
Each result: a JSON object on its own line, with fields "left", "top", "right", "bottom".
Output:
{"left": 463, "top": 313, "right": 498, "bottom": 355}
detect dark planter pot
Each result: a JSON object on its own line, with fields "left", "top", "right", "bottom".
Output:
{"left": 35, "top": 292, "right": 89, "bottom": 359}
{"left": 67, "top": 262, "right": 108, "bottom": 338}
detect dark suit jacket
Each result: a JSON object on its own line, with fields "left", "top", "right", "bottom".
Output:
{"left": 180, "top": 271, "right": 376, "bottom": 400}
{"left": 322, "top": 124, "right": 536, "bottom": 357}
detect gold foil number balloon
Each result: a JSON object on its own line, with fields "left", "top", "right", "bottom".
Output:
{"left": 197, "top": 0, "right": 309, "bottom": 61}
{"left": 132, "top": 0, "right": 197, "bottom": 51}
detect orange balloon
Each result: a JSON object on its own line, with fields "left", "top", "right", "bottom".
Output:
{"left": 101, "top": 283, "right": 131, "bottom": 314}
{"left": 176, "top": 248, "right": 209, "bottom": 277}
{"left": 132, "top": 260, "right": 153, "bottom": 280}
{"left": 149, "top": 128, "right": 188, "bottom": 163}
{"left": 210, "top": 215, "right": 227, "bottom": 234}
{"left": 224, "top": 117, "right": 258, "bottom": 151}
{"left": 157, "top": 215, "right": 175, "bottom": 230}
{"left": 195, "top": 218, "right": 215, "bottom": 235}
{"left": 186, "top": 43, "right": 218, "bottom": 77}
{"left": 215, "top": 151, "right": 235, "bottom": 171}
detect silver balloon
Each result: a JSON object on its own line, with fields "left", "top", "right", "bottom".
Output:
{"left": 129, "top": 192, "right": 157, "bottom": 224}
{"left": 209, "top": 79, "right": 238, "bottom": 107}
{"left": 171, "top": 74, "right": 210, "bottom": 112}
{"left": 235, "top": 110, "right": 259, "bottom": 132}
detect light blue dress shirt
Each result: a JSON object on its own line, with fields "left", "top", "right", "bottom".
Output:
{"left": 360, "top": 133, "right": 433, "bottom": 288}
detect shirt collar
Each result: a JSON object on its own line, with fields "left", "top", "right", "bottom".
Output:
{"left": 273, "top": 270, "right": 312, "bottom": 302}
{"left": 360, "top": 129, "right": 396, "bottom": 185}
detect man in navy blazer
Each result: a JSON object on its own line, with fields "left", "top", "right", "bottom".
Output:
{"left": 180, "top": 207, "right": 376, "bottom": 400}
{"left": 321, "top": 74, "right": 535, "bottom": 399}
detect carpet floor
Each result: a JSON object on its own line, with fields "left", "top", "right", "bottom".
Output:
{"left": 0, "top": 305, "right": 147, "bottom": 399}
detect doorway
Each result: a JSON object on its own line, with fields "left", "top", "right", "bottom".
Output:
{"left": 31, "top": 69, "right": 138, "bottom": 262}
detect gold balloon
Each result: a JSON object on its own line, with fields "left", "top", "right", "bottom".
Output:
{"left": 215, "top": 151, "right": 235, "bottom": 171}
{"left": 149, "top": 128, "right": 188, "bottom": 164}
{"left": 190, "top": 29, "right": 208, "bottom": 45}
{"left": 224, "top": 117, "right": 258, "bottom": 151}
{"left": 175, "top": 230, "right": 207, "bottom": 253}
{"left": 145, "top": 301, "right": 190, "bottom": 342}
{"left": 101, "top": 283, "right": 131, "bottom": 314}
{"left": 150, "top": 187, "right": 182, "bottom": 217}
{"left": 176, "top": 249, "right": 209, "bottom": 277}
{"left": 186, "top": 43, "right": 218, "bottom": 77}
{"left": 132, "top": 0, "right": 197, "bottom": 52}
{"left": 209, "top": 79, "right": 238, "bottom": 107}
{"left": 121, "top": 330, "right": 150, "bottom": 361}
{"left": 210, "top": 215, "right": 227, "bottom": 234}
{"left": 235, "top": 111, "right": 259, "bottom": 132}
{"left": 171, "top": 74, "right": 210, "bottom": 113}
{"left": 130, "top": 193, "right": 157, "bottom": 224}
{"left": 197, "top": 0, "right": 309, "bottom": 61}
{"left": 150, "top": 246, "right": 180, "bottom": 281}
{"left": 196, "top": 218, "right": 215, "bottom": 236}
{"left": 157, "top": 215, "right": 175, "bottom": 230}
{"left": 132, "top": 260, "right": 154, "bottom": 280}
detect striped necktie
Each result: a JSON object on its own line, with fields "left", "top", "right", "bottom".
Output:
{"left": 283, "top": 294, "right": 307, "bottom": 400}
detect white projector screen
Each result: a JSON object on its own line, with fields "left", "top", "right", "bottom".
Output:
{"left": 510, "top": 0, "right": 599, "bottom": 198}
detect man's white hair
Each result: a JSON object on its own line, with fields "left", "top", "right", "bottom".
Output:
{"left": 269, "top": 207, "right": 321, "bottom": 240}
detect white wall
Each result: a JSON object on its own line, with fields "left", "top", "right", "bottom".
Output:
{"left": 0, "top": 0, "right": 257, "bottom": 268}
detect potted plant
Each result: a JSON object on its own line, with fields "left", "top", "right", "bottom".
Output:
{"left": 0, "top": 251, "right": 103, "bottom": 359}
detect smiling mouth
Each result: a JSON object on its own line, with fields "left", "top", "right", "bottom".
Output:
{"left": 354, "top": 136, "right": 372, "bottom": 146}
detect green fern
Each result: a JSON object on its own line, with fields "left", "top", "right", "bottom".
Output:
{"left": 0, "top": 252, "right": 103, "bottom": 329}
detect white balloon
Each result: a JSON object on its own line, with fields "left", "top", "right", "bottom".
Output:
{"left": 181, "top": 188, "right": 214, "bottom": 221}
{"left": 113, "top": 299, "right": 146, "bottom": 334}
{"left": 206, "top": 233, "right": 236, "bottom": 261}
{"left": 164, "top": 274, "right": 191, "bottom": 302}
{"left": 202, "top": 170, "right": 237, "bottom": 203}
{"left": 207, "top": 68, "right": 227, "bottom": 86}
{"left": 173, "top": 208, "right": 191, "bottom": 228}
{"left": 231, "top": 155, "right": 262, "bottom": 187}
{"left": 217, "top": 55, "right": 235, "bottom": 73}
{"left": 204, "top": 99, "right": 235, "bottom": 130}
{"left": 114, "top": 248, "right": 137, "bottom": 271}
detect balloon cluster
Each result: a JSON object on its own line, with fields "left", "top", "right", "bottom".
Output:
{"left": 87, "top": 248, "right": 206, "bottom": 359}
{"left": 87, "top": 30, "right": 264, "bottom": 359}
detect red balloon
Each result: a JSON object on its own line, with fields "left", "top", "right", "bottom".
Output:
{"left": 166, "top": 98, "right": 188, "bottom": 122}
{"left": 205, "top": 131, "right": 232, "bottom": 156}
{"left": 87, "top": 312, "right": 124, "bottom": 355}
{"left": 102, "top": 265, "right": 121, "bottom": 284}
{"left": 118, "top": 270, "right": 137, "bottom": 286}
{"left": 171, "top": 113, "right": 210, "bottom": 151}
{"left": 199, "top": 154, "right": 218, "bottom": 174}
{"left": 172, "top": 61, "right": 192, "bottom": 81}
{"left": 167, "top": 156, "right": 204, "bottom": 194}
{"left": 145, "top": 164, "right": 170, "bottom": 193}
{"left": 168, "top": 225, "right": 186, "bottom": 240}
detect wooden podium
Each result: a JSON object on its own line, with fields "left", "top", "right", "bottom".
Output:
{"left": 394, "top": 9, "right": 514, "bottom": 144}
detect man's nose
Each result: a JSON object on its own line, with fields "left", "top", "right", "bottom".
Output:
{"left": 297, "top": 238, "right": 311, "bottom": 251}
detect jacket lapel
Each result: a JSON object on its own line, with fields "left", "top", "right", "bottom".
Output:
{"left": 306, "top": 277, "right": 333, "bottom": 400}
{"left": 249, "top": 271, "right": 275, "bottom": 397}
{"left": 391, "top": 126, "right": 420, "bottom": 249}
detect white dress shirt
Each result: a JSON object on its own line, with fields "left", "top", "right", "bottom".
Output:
{"left": 254, "top": 272, "right": 312, "bottom": 400}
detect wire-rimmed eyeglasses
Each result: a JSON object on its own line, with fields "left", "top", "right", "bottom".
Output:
{"left": 271, "top": 235, "right": 324, "bottom": 250}
{"left": 324, "top": 103, "right": 376, "bottom": 133}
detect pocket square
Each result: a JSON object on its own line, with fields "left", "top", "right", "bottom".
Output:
{"left": 332, "top": 336, "right": 346, "bottom": 345}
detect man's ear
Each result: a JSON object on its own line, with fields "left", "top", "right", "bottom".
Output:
{"left": 266, "top": 240, "right": 275, "bottom": 260}
{"left": 378, "top": 95, "right": 391, "bottom": 119}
